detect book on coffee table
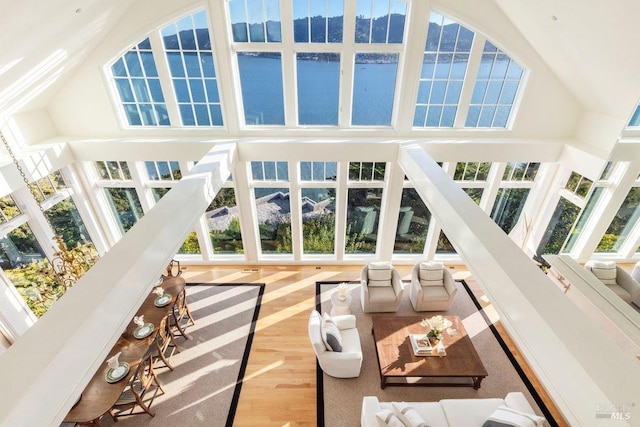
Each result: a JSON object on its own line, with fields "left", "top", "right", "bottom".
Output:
{"left": 409, "top": 334, "right": 446, "bottom": 357}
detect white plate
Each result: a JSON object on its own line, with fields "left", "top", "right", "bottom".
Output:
{"left": 133, "top": 323, "right": 154, "bottom": 339}
{"left": 105, "top": 362, "right": 129, "bottom": 383}
{"left": 154, "top": 294, "right": 171, "bottom": 307}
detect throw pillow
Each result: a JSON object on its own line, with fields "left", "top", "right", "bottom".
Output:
{"left": 420, "top": 261, "right": 443, "bottom": 270}
{"left": 368, "top": 266, "right": 392, "bottom": 287}
{"left": 482, "top": 406, "right": 546, "bottom": 427}
{"left": 369, "top": 261, "right": 392, "bottom": 270}
{"left": 375, "top": 409, "right": 405, "bottom": 427}
{"left": 321, "top": 313, "right": 343, "bottom": 352}
{"left": 391, "top": 402, "right": 428, "bottom": 427}
{"left": 419, "top": 261, "right": 444, "bottom": 285}
{"left": 590, "top": 261, "right": 617, "bottom": 285}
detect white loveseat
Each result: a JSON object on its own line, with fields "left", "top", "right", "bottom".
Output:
{"left": 361, "top": 392, "right": 544, "bottom": 427}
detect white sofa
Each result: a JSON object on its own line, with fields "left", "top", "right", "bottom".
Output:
{"left": 361, "top": 392, "right": 544, "bottom": 427}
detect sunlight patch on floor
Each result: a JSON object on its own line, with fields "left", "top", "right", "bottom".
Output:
{"left": 461, "top": 311, "right": 490, "bottom": 339}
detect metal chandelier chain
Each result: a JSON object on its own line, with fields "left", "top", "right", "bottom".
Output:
{"left": 0, "top": 129, "right": 54, "bottom": 230}
{"left": 1, "top": 129, "right": 98, "bottom": 290}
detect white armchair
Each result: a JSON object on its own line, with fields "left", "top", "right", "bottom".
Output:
{"left": 308, "top": 310, "right": 362, "bottom": 378}
{"left": 360, "top": 262, "right": 404, "bottom": 313}
{"left": 585, "top": 260, "right": 640, "bottom": 305}
{"left": 409, "top": 261, "right": 457, "bottom": 312}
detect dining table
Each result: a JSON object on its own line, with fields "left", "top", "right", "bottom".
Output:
{"left": 63, "top": 274, "right": 186, "bottom": 425}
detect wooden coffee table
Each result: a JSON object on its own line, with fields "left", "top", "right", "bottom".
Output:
{"left": 371, "top": 315, "right": 487, "bottom": 389}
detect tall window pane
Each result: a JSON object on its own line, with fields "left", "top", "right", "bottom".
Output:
{"left": 345, "top": 188, "right": 382, "bottom": 254}
{"left": 596, "top": 187, "right": 640, "bottom": 252}
{"left": 162, "top": 11, "right": 223, "bottom": 127}
{"left": 436, "top": 188, "right": 480, "bottom": 254}
{"left": 207, "top": 188, "right": 244, "bottom": 254}
{"left": 238, "top": 53, "right": 285, "bottom": 125}
{"left": 414, "top": 13, "right": 473, "bottom": 127}
{"left": 301, "top": 188, "right": 335, "bottom": 254}
{"left": 104, "top": 188, "right": 144, "bottom": 234}
{"left": 491, "top": 188, "right": 529, "bottom": 234}
{"left": 564, "top": 187, "right": 603, "bottom": 253}
{"left": 465, "top": 41, "right": 523, "bottom": 128}
{"left": 110, "top": 39, "right": 169, "bottom": 126}
{"left": 297, "top": 53, "right": 340, "bottom": 125}
{"left": 255, "top": 188, "right": 291, "bottom": 254}
{"left": 45, "top": 198, "right": 94, "bottom": 249}
{"left": 393, "top": 188, "right": 431, "bottom": 254}
{"left": 352, "top": 53, "right": 398, "bottom": 126}
{"left": 0, "top": 224, "right": 52, "bottom": 317}
{"left": 535, "top": 197, "right": 581, "bottom": 266}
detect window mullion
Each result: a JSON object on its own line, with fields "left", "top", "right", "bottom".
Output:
{"left": 13, "top": 187, "right": 56, "bottom": 262}
{"left": 148, "top": 31, "right": 181, "bottom": 126}
{"left": 288, "top": 162, "right": 302, "bottom": 260}
{"left": 454, "top": 33, "right": 486, "bottom": 128}
{"left": 59, "top": 165, "right": 108, "bottom": 256}
{"left": 479, "top": 163, "right": 506, "bottom": 213}
{"left": 129, "top": 161, "right": 154, "bottom": 214}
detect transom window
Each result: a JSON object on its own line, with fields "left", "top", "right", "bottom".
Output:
{"left": 228, "top": 0, "right": 281, "bottom": 42}
{"left": 354, "top": 0, "right": 406, "bottom": 44}
{"left": 349, "top": 162, "right": 386, "bottom": 181}
{"left": 28, "top": 171, "right": 67, "bottom": 203}
{"left": 453, "top": 162, "right": 491, "bottom": 181}
{"left": 300, "top": 162, "right": 338, "bottom": 181}
{"left": 564, "top": 171, "right": 593, "bottom": 199}
{"left": 293, "top": 0, "right": 344, "bottom": 43}
{"left": 145, "top": 161, "right": 182, "bottom": 181}
{"left": 106, "top": 5, "right": 526, "bottom": 131}
{"left": 502, "top": 162, "right": 539, "bottom": 181}
{"left": 94, "top": 161, "right": 132, "bottom": 181}
{"left": 251, "top": 161, "right": 289, "bottom": 181}
{"left": 0, "top": 195, "right": 20, "bottom": 223}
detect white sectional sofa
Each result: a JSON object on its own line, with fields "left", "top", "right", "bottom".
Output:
{"left": 361, "top": 392, "right": 545, "bottom": 427}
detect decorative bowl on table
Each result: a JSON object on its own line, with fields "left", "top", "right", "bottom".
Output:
{"left": 133, "top": 322, "right": 155, "bottom": 339}
{"left": 154, "top": 293, "right": 172, "bottom": 307}
{"left": 105, "top": 362, "right": 130, "bottom": 383}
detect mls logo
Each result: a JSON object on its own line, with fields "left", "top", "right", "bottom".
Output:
{"left": 595, "top": 403, "right": 633, "bottom": 420}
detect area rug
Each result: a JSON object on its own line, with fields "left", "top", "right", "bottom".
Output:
{"left": 315, "top": 280, "right": 557, "bottom": 427}
{"left": 107, "top": 283, "right": 264, "bottom": 427}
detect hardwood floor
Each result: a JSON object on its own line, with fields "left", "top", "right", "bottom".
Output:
{"left": 181, "top": 264, "right": 568, "bottom": 427}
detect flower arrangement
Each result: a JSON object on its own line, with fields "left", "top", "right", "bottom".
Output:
{"left": 133, "top": 315, "right": 145, "bottom": 327}
{"left": 420, "top": 315, "right": 452, "bottom": 342}
{"left": 337, "top": 283, "right": 349, "bottom": 297}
